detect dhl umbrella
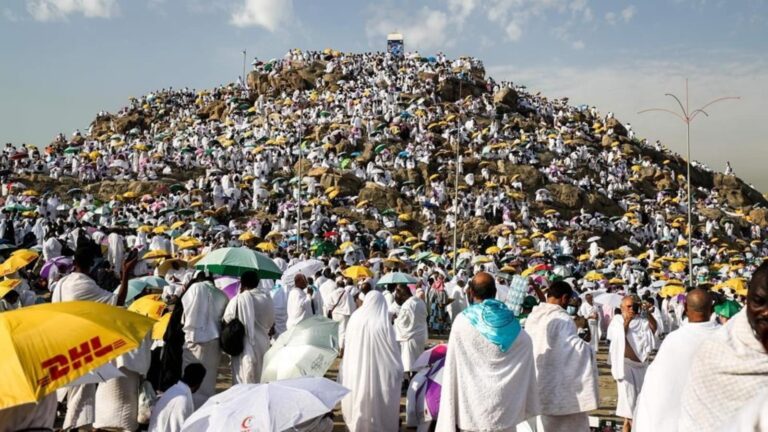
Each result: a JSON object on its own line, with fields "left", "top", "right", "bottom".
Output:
{"left": 342, "top": 265, "right": 373, "bottom": 280}
{"left": 0, "top": 301, "right": 154, "bottom": 409}
{"left": 152, "top": 313, "right": 172, "bottom": 340}
{"left": 11, "top": 248, "right": 39, "bottom": 264}
{"left": 0, "top": 253, "right": 39, "bottom": 277}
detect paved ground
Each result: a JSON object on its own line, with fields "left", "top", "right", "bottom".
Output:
{"left": 215, "top": 338, "right": 620, "bottom": 431}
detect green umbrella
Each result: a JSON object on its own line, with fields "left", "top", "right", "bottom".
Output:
{"left": 714, "top": 300, "right": 742, "bottom": 319}
{"left": 64, "top": 146, "right": 80, "bottom": 154}
{"left": 381, "top": 208, "right": 397, "bottom": 216}
{"left": 412, "top": 251, "right": 433, "bottom": 262}
{"left": 195, "top": 247, "right": 282, "bottom": 279}
{"left": 374, "top": 144, "right": 388, "bottom": 154}
{"left": 312, "top": 241, "right": 337, "bottom": 257}
{"left": 176, "top": 208, "right": 195, "bottom": 216}
{"left": 376, "top": 272, "right": 418, "bottom": 286}
{"left": 170, "top": 184, "right": 185, "bottom": 193}
{"left": 340, "top": 158, "right": 351, "bottom": 169}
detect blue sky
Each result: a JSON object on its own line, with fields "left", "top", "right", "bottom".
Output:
{"left": 2, "top": 0, "right": 767, "bottom": 189}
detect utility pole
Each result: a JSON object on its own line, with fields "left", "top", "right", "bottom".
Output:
{"left": 639, "top": 80, "right": 739, "bottom": 283}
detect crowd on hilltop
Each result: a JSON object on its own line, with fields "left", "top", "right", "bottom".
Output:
{"left": 0, "top": 49, "right": 766, "bottom": 432}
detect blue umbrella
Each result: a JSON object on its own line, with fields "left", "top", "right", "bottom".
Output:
{"left": 122, "top": 276, "right": 169, "bottom": 303}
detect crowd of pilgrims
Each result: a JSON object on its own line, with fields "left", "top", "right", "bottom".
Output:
{"left": 0, "top": 48, "right": 766, "bottom": 431}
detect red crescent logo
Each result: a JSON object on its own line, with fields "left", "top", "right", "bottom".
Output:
{"left": 241, "top": 416, "right": 253, "bottom": 431}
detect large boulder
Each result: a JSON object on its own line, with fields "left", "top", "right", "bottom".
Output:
{"left": 320, "top": 172, "right": 363, "bottom": 197}
{"left": 358, "top": 182, "right": 411, "bottom": 212}
{"left": 493, "top": 87, "right": 518, "bottom": 113}
{"left": 605, "top": 118, "right": 628, "bottom": 137}
{"left": 749, "top": 208, "right": 768, "bottom": 228}
{"left": 502, "top": 164, "right": 544, "bottom": 190}
{"left": 713, "top": 173, "right": 768, "bottom": 209}
{"left": 198, "top": 100, "right": 227, "bottom": 121}
{"left": 547, "top": 184, "right": 582, "bottom": 209}
{"left": 437, "top": 77, "right": 487, "bottom": 102}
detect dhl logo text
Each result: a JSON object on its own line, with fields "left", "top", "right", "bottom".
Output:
{"left": 37, "top": 336, "right": 127, "bottom": 387}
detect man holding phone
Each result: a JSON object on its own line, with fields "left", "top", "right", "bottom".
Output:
{"left": 607, "top": 296, "right": 657, "bottom": 432}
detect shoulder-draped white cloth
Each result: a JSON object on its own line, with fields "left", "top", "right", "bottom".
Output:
{"left": 340, "top": 291, "right": 403, "bottom": 432}
{"left": 436, "top": 313, "right": 540, "bottom": 431}
{"left": 525, "top": 303, "right": 599, "bottom": 416}
{"left": 679, "top": 310, "right": 768, "bottom": 432}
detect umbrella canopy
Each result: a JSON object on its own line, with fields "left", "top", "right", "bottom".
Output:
{"left": 376, "top": 271, "right": 418, "bottom": 286}
{"left": 0, "top": 301, "right": 154, "bottom": 409}
{"left": 593, "top": 292, "right": 624, "bottom": 308}
{"left": 714, "top": 300, "right": 742, "bottom": 318}
{"left": 342, "top": 265, "right": 373, "bottom": 280}
{"left": 282, "top": 260, "right": 324, "bottom": 283}
{"left": 261, "top": 316, "right": 339, "bottom": 382}
{"left": 214, "top": 276, "right": 241, "bottom": 299}
{"left": 123, "top": 276, "right": 169, "bottom": 303}
{"left": 127, "top": 294, "right": 167, "bottom": 319}
{"left": 195, "top": 247, "right": 282, "bottom": 279}
{"left": 39, "top": 256, "right": 73, "bottom": 279}
{"left": 182, "top": 377, "right": 348, "bottom": 432}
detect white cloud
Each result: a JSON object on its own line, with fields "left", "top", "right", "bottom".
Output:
{"left": 366, "top": 7, "right": 451, "bottom": 51}
{"left": 26, "top": 0, "right": 118, "bottom": 21}
{"left": 504, "top": 21, "right": 523, "bottom": 41}
{"left": 605, "top": 11, "right": 617, "bottom": 25}
{"left": 488, "top": 56, "right": 768, "bottom": 190}
{"left": 621, "top": 5, "right": 637, "bottom": 22}
{"left": 230, "top": 0, "right": 294, "bottom": 31}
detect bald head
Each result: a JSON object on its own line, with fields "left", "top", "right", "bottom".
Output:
{"left": 686, "top": 288, "right": 712, "bottom": 323}
{"left": 469, "top": 272, "right": 496, "bottom": 301}
{"left": 294, "top": 273, "right": 307, "bottom": 289}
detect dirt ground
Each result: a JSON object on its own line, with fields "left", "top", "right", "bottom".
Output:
{"left": 214, "top": 338, "right": 620, "bottom": 431}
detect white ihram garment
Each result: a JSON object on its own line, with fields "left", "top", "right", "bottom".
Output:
{"left": 394, "top": 296, "right": 428, "bottom": 372}
{"left": 286, "top": 287, "right": 313, "bottom": 330}
{"left": 339, "top": 291, "right": 403, "bottom": 432}
{"left": 148, "top": 381, "right": 194, "bottom": 432}
{"left": 607, "top": 315, "right": 656, "bottom": 419}
{"left": 222, "top": 289, "right": 274, "bottom": 384}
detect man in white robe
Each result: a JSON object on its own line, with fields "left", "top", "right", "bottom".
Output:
{"left": 438, "top": 272, "right": 540, "bottom": 431}
{"left": 286, "top": 274, "right": 313, "bottom": 330}
{"left": 394, "top": 284, "right": 428, "bottom": 374}
{"left": 526, "top": 281, "right": 598, "bottom": 431}
{"left": 634, "top": 289, "right": 719, "bottom": 432}
{"left": 329, "top": 278, "right": 356, "bottom": 351}
{"left": 607, "top": 296, "right": 657, "bottom": 432}
{"left": 578, "top": 293, "right": 601, "bottom": 352}
{"left": 222, "top": 271, "right": 274, "bottom": 384}
{"left": 53, "top": 246, "right": 133, "bottom": 430}
{"left": 181, "top": 273, "right": 228, "bottom": 408}
{"left": 148, "top": 363, "right": 206, "bottom": 432}
{"left": 679, "top": 263, "right": 768, "bottom": 432}
{"left": 107, "top": 231, "right": 125, "bottom": 277}
{"left": 340, "top": 291, "right": 403, "bottom": 432}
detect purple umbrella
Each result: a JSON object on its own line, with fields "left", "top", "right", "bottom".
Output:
{"left": 214, "top": 276, "right": 240, "bottom": 299}
{"left": 40, "top": 256, "right": 73, "bottom": 279}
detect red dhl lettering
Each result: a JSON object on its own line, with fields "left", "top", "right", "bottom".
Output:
{"left": 37, "top": 336, "right": 126, "bottom": 387}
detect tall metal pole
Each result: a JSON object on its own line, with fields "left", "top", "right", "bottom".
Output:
{"left": 452, "top": 78, "right": 462, "bottom": 271}
{"left": 639, "top": 80, "right": 738, "bottom": 285}
{"left": 297, "top": 123, "right": 303, "bottom": 256}
{"left": 242, "top": 49, "right": 247, "bottom": 88}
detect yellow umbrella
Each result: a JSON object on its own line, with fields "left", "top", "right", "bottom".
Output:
{"left": 486, "top": 246, "right": 501, "bottom": 255}
{"left": 0, "top": 254, "right": 38, "bottom": 277}
{"left": 142, "top": 250, "right": 171, "bottom": 260}
{"left": 152, "top": 313, "right": 172, "bottom": 340}
{"left": 265, "top": 231, "right": 283, "bottom": 240}
{"left": 123, "top": 191, "right": 138, "bottom": 199}
{"left": 127, "top": 294, "right": 166, "bottom": 319}
{"left": 398, "top": 213, "right": 412, "bottom": 222}
{"left": 399, "top": 231, "right": 414, "bottom": 238}
{"left": 174, "top": 236, "right": 202, "bottom": 250}
{"left": 21, "top": 190, "right": 39, "bottom": 197}
{"left": 256, "top": 242, "right": 278, "bottom": 253}
{"left": 722, "top": 277, "right": 748, "bottom": 296}
{"left": 157, "top": 258, "right": 188, "bottom": 277}
{"left": 0, "top": 279, "right": 21, "bottom": 298}
{"left": 584, "top": 271, "right": 605, "bottom": 282}
{"left": 412, "top": 242, "right": 425, "bottom": 250}
{"left": 170, "top": 221, "right": 186, "bottom": 230}
{"left": 187, "top": 254, "right": 206, "bottom": 267}
{"left": 0, "top": 302, "right": 154, "bottom": 409}
{"left": 11, "top": 249, "right": 40, "bottom": 264}
{"left": 238, "top": 231, "right": 256, "bottom": 242}
{"left": 669, "top": 262, "right": 686, "bottom": 273}
{"left": 137, "top": 225, "right": 152, "bottom": 233}
{"left": 342, "top": 266, "right": 373, "bottom": 280}
{"left": 152, "top": 225, "right": 169, "bottom": 234}
{"left": 338, "top": 241, "right": 355, "bottom": 251}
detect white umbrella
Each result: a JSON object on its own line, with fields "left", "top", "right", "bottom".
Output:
{"left": 261, "top": 316, "right": 339, "bottom": 383}
{"left": 182, "top": 377, "right": 349, "bottom": 432}
{"left": 280, "top": 259, "right": 324, "bottom": 287}
{"left": 587, "top": 236, "right": 601, "bottom": 243}
{"left": 593, "top": 292, "right": 624, "bottom": 308}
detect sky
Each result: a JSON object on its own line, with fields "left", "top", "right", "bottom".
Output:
{"left": 2, "top": 0, "right": 767, "bottom": 190}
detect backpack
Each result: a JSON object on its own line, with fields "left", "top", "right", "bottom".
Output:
{"left": 220, "top": 317, "right": 245, "bottom": 356}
